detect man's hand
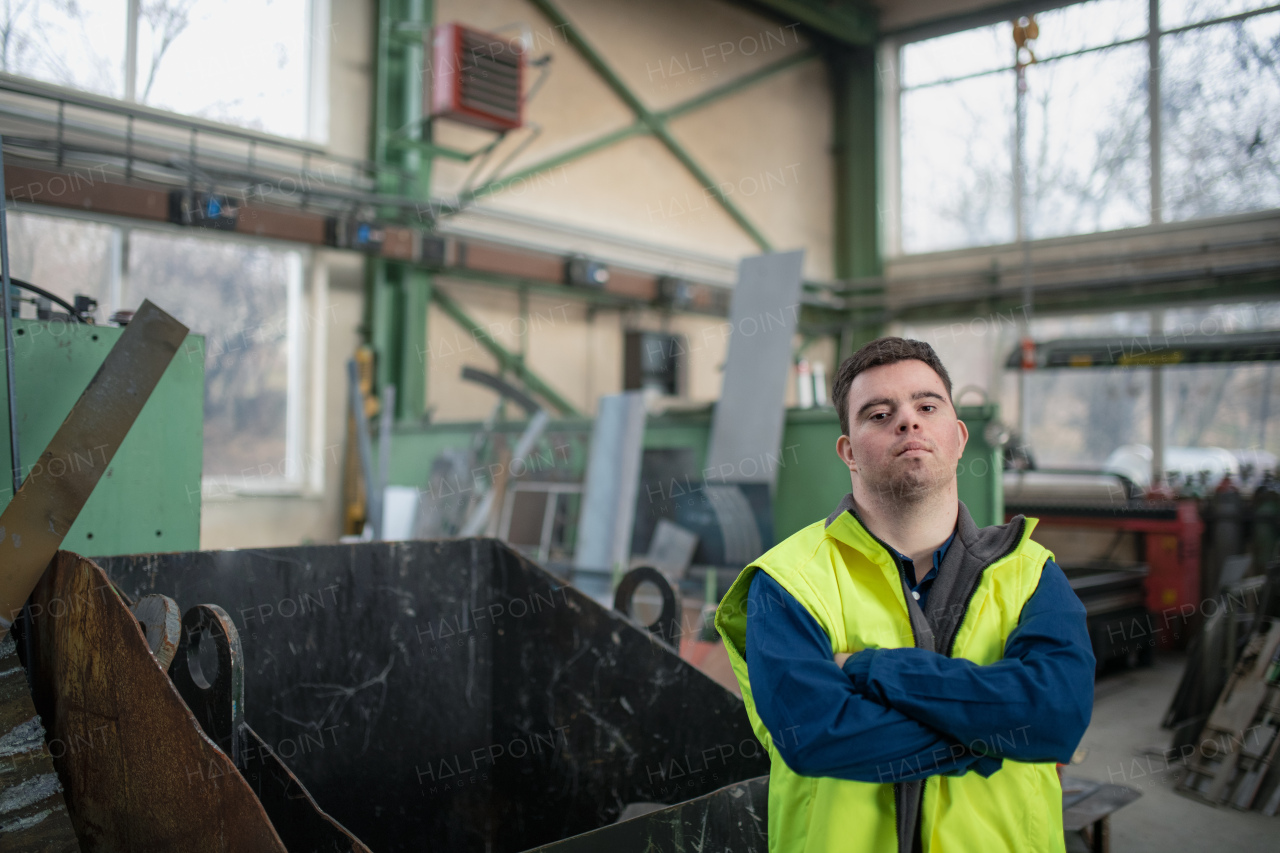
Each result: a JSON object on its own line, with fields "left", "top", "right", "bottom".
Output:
{"left": 834, "top": 652, "right": 853, "bottom": 667}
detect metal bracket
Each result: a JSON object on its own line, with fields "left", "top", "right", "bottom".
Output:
{"left": 131, "top": 594, "right": 182, "bottom": 671}
{"left": 170, "top": 604, "right": 246, "bottom": 766}
{"left": 614, "top": 566, "right": 680, "bottom": 648}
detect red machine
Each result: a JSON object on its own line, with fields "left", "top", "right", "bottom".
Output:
{"left": 430, "top": 23, "right": 525, "bottom": 131}
{"left": 1006, "top": 497, "right": 1204, "bottom": 650}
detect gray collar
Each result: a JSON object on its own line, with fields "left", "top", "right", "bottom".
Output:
{"left": 822, "top": 491, "right": 1027, "bottom": 654}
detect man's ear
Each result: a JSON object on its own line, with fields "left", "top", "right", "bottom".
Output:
{"left": 956, "top": 419, "right": 969, "bottom": 457}
{"left": 836, "top": 434, "right": 857, "bottom": 473}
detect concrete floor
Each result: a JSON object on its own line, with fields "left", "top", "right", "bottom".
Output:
{"left": 1073, "top": 652, "right": 1277, "bottom": 852}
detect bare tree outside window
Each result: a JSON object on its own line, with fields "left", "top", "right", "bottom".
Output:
{"left": 1161, "top": 12, "right": 1280, "bottom": 220}
{"left": 0, "top": 0, "right": 126, "bottom": 97}
{"left": 137, "top": 0, "right": 195, "bottom": 103}
{"left": 126, "top": 230, "right": 301, "bottom": 481}
{"left": 897, "top": 0, "right": 1279, "bottom": 254}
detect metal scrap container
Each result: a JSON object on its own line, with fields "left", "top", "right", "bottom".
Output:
{"left": 98, "top": 539, "right": 767, "bottom": 852}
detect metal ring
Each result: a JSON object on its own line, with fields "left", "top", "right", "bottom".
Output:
{"left": 613, "top": 566, "right": 679, "bottom": 648}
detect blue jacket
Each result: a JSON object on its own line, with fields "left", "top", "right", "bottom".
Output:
{"left": 744, "top": 529, "right": 1093, "bottom": 782}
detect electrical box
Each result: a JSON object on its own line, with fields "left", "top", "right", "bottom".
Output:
{"left": 564, "top": 255, "right": 609, "bottom": 288}
{"left": 624, "top": 330, "right": 684, "bottom": 397}
{"left": 0, "top": 319, "right": 204, "bottom": 556}
{"left": 430, "top": 23, "right": 524, "bottom": 131}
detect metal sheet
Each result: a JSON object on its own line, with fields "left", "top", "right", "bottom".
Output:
{"left": 27, "top": 551, "right": 288, "bottom": 853}
{"left": 0, "top": 300, "right": 188, "bottom": 637}
{"left": 705, "top": 251, "right": 804, "bottom": 490}
{"left": 573, "top": 393, "right": 646, "bottom": 588}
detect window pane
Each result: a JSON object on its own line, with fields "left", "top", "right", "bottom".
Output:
{"left": 7, "top": 212, "right": 115, "bottom": 320}
{"left": 900, "top": 23, "right": 1009, "bottom": 88}
{"left": 901, "top": 72, "right": 1015, "bottom": 253}
{"left": 1024, "top": 44, "right": 1151, "bottom": 239}
{"left": 1032, "top": 0, "right": 1149, "bottom": 58}
{"left": 0, "top": 0, "right": 127, "bottom": 97}
{"left": 125, "top": 231, "right": 299, "bottom": 480}
{"left": 137, "top": 0, "right": 311, "bottom": 139}
{"left": 1161, "top": 12, "right": 1280, "bottom": 220}
{"left": 1162, "top": 0, "right": 1276, "bottom": 29}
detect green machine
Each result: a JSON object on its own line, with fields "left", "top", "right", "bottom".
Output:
{"left": 0, "top": 318, "right": 204, "bottom": 556}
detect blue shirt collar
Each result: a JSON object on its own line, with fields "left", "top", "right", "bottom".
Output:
{"left": 887, "top": 529, "right": 956, "bottom": 569}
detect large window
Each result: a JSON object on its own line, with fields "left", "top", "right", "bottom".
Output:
{"left": 892, "top": 0, "right": 1280, "bottom": 254}
{"left": 0, "top": 0, "right": 323, "bottom": 141}
{"left": 8, "top": 210, "right": 311, "bottom": 493}
{"left": 895, "top": 301, "right": 1280, "bottom": 470}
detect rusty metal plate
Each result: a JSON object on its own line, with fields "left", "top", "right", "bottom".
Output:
{"left": 27, "top": 550, "right": 287, "bottom": 853}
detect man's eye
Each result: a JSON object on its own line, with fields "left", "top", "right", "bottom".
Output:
{"left": 921, "top": 405, "right": 936, "bottom": 413}
{"left": 870, "top": 412, "right": 888, "bottom": 421}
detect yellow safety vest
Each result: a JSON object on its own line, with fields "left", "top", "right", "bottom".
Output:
{"left": 716, "top": 500, "right": 1065, "bottom": 853}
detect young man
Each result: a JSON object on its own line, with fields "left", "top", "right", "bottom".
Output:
{"left": 716, "top": 337, "right": 1094, "bottom": 853}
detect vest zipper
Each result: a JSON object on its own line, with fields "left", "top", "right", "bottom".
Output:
{"left": 846, "top": 509, "right": 1027, "bottom": 853}
{"left": 851, "top": 519, "right": 921, "bottom": 853}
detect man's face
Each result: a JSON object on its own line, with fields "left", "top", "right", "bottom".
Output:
{"left": 836, "top": 359, "right": 969, "bottom": 504}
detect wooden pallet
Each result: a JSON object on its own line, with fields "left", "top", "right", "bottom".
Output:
{"left": 1178, "top": 619, "right": 1280, "bottom": 810}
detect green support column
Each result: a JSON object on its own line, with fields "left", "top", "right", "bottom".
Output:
{"left": 831, "top": 47, "right": 879, "bottom": 281}
{"left": 830, "top": 47, "right": 883, "bottom": 349}
{"left": 398, "top": 268, "right": 431, "bottom": 423}
{"left": 371, "top": 0, "right": 433, "bottom": 422}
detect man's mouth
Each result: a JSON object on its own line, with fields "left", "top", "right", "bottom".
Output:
{"left": 896, "top": 441, "right": 931, "bottom": 457}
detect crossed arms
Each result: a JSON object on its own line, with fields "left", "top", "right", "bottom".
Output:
{"left": 743, "top": 563, "right": 1095, "bottom": 784}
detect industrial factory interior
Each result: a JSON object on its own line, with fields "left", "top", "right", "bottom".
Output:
{"left": 0, "top": 0, "right": 1277, "bottom": 851}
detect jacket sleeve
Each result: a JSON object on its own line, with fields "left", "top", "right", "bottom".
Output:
{"left": 848, "top": 560, "right": 1095, "bottom": 764}
{"left": 745, "top": 570, "right": 1001, "bottom": 783}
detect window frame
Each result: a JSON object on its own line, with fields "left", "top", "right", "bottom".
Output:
{"left": 7, "top": 0, "right": 329, "bottom": 146}
{"left": 6, "top": 204, "right": 323, "bottom": 498}
{"left": 882, "top": 0, "right": 1280, "bottom": 259}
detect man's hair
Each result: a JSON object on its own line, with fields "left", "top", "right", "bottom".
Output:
{"left": 831, "top": 337, "right": 953, "bottom": 435}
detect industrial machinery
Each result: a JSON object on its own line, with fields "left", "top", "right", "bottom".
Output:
{"left": 0, "top": 317, "right": 203, "bottom": 556}
{"left": 1005, "top": 469, "right": 1203, "bottom": 662}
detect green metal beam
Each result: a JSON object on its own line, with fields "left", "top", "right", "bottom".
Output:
{"left": 430, "top": 286, "right": 582, "bottom": 417}
{"left": 527, "top": 0, "right": 774, "bottom": 252}
{"left": 889, "top": 273, "right": 1280, "bottom": 326}
{"left": 439, "top": 123, "right": 647, "bottom": 215}
{"left": 370, "top": 0, "right": 434, "bottom": 422}
{"left": 740, "top": 0, "right": 878, "bottom": 46}
{"left": 398, "top": 268, "right": 431, "bottom": 423}
{"left": 830, "top": 46, "right": 882, "bottom": 350}
{"left": 831, "top": 48, "right": 879, "bottom": 281}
